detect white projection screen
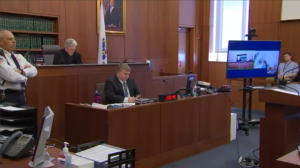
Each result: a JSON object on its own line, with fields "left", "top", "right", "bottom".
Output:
{"left": 281, "top": 0, "right": 300, "bottom": 21}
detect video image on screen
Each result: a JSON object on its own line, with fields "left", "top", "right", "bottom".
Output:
{"left": 227, "top": 50, "right": 254, "bottom": 70}
{"left": 227, "top": 50, "right": 280, "bottom": 74}
{"left": 252, "top": 51, "right": 280, "bottom": 74}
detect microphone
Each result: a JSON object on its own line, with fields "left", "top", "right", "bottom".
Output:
{"left": 163, "top": 79, "right": 175, "bottom": 93}
{"left": 160, "top": 69, "right": 167, "bottom": 76}
{"left": 162, "top": 79, "right": 183, "bottom": 98}
{"left": 279, "top": 66, "right": 300, "bottom": 86}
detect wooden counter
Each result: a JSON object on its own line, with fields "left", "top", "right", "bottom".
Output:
{"left": 24, "top": 63, "right": 152, "bottom": 138}
{"left": 276, "top": 150, "right": 300, "bottom": 168}
{"left": 65, "top": 93, "right": 231, "bottom": 168}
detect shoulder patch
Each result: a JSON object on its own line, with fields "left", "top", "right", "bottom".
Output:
{"left": 0, "top": 57, "right": 4, "bottom": 63}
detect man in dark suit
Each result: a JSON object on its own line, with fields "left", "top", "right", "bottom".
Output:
{"left": 105, "top": 0, "right": 120, "bottom": 27}
{"left": 104, "top": 63, "right": 141, "bottom": 104}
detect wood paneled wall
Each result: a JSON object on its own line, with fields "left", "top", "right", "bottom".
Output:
{"left": 0, "top": 0, "right": 179, "bottom": 76}
{"left": 249, "top": 0, "right": 282, "bottom": 41}
{"left": 280, "top": 21, "right": 300, "bottom": 63}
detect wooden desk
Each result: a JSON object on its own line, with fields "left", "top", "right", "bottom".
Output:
{"left": 277, "top": 150, "right": 300, "bottom": 168}
{"left": 24, "top": 63, "right": 152, "bottom": 139}
{"left": 0, "top": 147, "right": 61, "bottom": 168}
{"left": 259, "top": 84, "right": 300, "bottom": 168}
{"left": 65, "top": 93, "right": 231, "bottom": 168}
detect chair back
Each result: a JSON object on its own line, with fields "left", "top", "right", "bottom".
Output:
{"left": 96, "top": 83, "right": 106, "bottom": 104}
{"left": 42, "top": 45, "right": 60, "bottom": 65}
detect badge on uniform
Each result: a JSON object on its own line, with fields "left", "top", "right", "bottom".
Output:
{"left": 16, "top": 56, "right": 21, "bottom": 60}
{"left": 0, "top": 57, "right": 4, "bottom": 63}
{"left": 0, "top": 90, "right": 5, "bottom": 101}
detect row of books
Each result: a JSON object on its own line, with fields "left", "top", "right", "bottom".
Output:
{"left": 0, "top": 17, "right": 56, "bottom": 32}
{"left": 15, "top": 36, "right": 56, "bottom": 49}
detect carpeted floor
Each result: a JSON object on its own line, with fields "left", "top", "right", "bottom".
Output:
{"left": 160, "top": 108, "right": 264, "bottom": 168}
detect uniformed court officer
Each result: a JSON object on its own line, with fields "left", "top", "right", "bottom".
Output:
{"left": 0, "top": 30, "right": 37, "bottom": 106}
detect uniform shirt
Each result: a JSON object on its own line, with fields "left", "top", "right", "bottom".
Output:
{"left": 0, "top": 48, "right": 38, "bottom": 91}
{"left": 53, "top": 49, "right": 83, "bottom": 65}
{"left": 278, "top": 61, "right": 299, "bottom": 77}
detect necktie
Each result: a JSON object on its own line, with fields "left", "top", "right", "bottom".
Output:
{"left": 123, "top": 82, "right": 128, "bottom": 97}
{"left": 11, "top": 54, "right": 26, "bottom": 89}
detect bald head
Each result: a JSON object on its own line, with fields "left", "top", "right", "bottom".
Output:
{"left": 0, "top": 30, "right": 16, "bottom": 53}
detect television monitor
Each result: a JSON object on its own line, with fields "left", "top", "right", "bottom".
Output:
{"left": 185, "top": 72, "right": 195, "bottom": 95}
{"left": 28, "top": 106, "right": 54, "bottom": 168}
{"left": 226, "top": 40, "right": 281, "bottom": 79}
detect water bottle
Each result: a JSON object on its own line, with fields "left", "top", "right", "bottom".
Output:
{"left": 94, "top": 90, "right": 101, "bottom": 103}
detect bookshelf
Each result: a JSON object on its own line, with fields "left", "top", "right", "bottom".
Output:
{"left": 0, "top": 10, "right": 59, "bottom": 52}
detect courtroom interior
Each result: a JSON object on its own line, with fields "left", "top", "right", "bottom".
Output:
{"left": 0, "top": 0, "right": 300, "bottom": 168}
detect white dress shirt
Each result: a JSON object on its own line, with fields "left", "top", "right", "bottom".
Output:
{"left": 117, "top": 77, "right": 130, "bottom": 103}
{"left": 0, "top": 48, "right": 38, "bottom": 91}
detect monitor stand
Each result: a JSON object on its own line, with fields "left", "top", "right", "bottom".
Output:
{"left": 28, "top": 152, "right": 54, "bottom": 168}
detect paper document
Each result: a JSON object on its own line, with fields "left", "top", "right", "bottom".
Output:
{"left": 0, "top": 106, "right": 26, "bottom": 111}
{"left": 75, "top": 144, "right": 123, "bottom": 163}
{"left": 91, "top": 103, "right": 108, "bottom": 109}
{"left": 0, "top": 125, "right": 30, "bottom": 132}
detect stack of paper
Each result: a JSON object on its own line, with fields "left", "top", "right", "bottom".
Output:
{"left": 75, "top": 144, "right": 123, "bottom": 163}
{"left": 0, "top": 106, "right": 26, "bottom": 111}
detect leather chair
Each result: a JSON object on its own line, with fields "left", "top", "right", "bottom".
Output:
{"left": 95, "top": 83, "right": 106, "bottom": 104}
{"left": 42, "top": 45, "right": 60, "bottom": 65}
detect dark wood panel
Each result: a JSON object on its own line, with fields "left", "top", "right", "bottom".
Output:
{"left": 0, "top": 0, "right": 29, "bottom": 12}
{"left": 271, "top": 0, "right": 282, "bottom": 22}
{"left": 208, "top": 62, "right": 228, "bottom": 88}
{"left": 26, "top": 75, "right": 79, "bottom": 138}
{"left": 28, "top": 0, "right": 61, "bottom": 15}
{"left": 160, "top": 98, "right": 200, "bottom": 152}
{"left": 249, "top": 0, "right": 282, "bottom": 24}
{"left": 148, "top": 0, "right": 167, "bottom": 59}
{"left": 65, "top": 104, "right": 108, "bottom": 146}
{"left": 249, "top": 22, "right": 280, "bottom": 40}
{"left": 280, "top": 21, "right": 300, "bottom": 64}
{"left": 199, "top": 94, "right": 231, "bottom": 141}
{"left": 276, "top": 150, "right": 300, "bottom": 168}
{"left": 166, "top": 0, "right": 179, "bottom": 61}
{"left": 151, "top": 58, "right": 179, "bottom": 75}
{"left": 28, "top": 0, "right": 66, "bottom": 46}
{"left": 260, "top": 102, "right": 300, "bottom": 168}
{"left": 125, "top": 0, "right": 148, "bottom": 59}
{"left": 179, "top": 0, "right": 196, "bottom": 26}
{"left": 108, "top": 104, "right": 161, "bottom": 161}
{"left": 65, "top": 0, "right": 97, "bottom": 60}
{"left": 200, "top": 26, "right": 209, "bottom": 81}
{"left": 107, "top": 35, "right": 125, "bottom": 59}
{"left": 202, "top": 0, "right": 210, "bottom": 27}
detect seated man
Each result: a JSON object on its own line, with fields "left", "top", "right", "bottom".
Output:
{"left": 53, "top": 38, "right": 83, "bottom": 65}
{"left": 104, "top": 63, "right": 141, "bottom": 104}
{"left": 278, "top": 52, "right": 299, "bottom": 80}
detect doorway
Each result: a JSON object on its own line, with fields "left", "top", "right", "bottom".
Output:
{"left": 178, "top": 27, "right": 194, "bottom": 74}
